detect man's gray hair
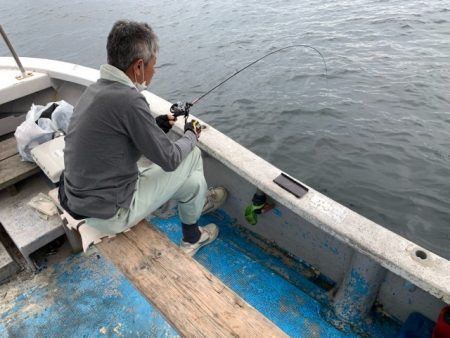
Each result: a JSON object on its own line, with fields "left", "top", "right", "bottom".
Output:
{"left": 107, "top": 20, "right": 159, "bottom": 71}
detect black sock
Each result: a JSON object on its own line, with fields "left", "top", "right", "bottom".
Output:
{"left": 182, "top": 222, "right": 201, "bottom": 243}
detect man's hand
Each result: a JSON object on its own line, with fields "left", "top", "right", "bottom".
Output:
{"left": 156, "top": 114, "right": 176, "bottom": 133}
{"left": 184, "top": 119, "right": 202, "bottom": 138}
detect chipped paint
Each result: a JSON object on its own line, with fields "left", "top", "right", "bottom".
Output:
{"left": 272, "top": 208, "right": 282, "bottom": 217}
{"left": 322, "top": 239, "right": 339, "bottom": 256}
{"left": 113, "top": 323, "right": 123, "bottom": 336}
{"left": 332, "top": 252, "right": 387, "bottom": 328}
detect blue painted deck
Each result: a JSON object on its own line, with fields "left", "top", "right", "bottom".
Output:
{"left": 0, "top": 209, "right": 401, "bottom": 337}
{"left": 0, "top": 250, "right": 179, "bottom": 337}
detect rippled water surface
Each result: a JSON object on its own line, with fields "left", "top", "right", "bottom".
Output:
{"left": 1, "top": 0, "right": 449, "bottom": 258}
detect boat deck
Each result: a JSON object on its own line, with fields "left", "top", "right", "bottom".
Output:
{"left": 0, "top": 207, "right": 401, "bottom": 337}
{"left": 0, "top": 136, "right": 39, "bottom": 191}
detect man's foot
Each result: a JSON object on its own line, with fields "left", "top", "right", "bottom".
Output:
{"left": 202, "top": 187, "right": 227, "bottom": 215}
{"left": 180, "top": 223, "right": 219, "bottom": 256}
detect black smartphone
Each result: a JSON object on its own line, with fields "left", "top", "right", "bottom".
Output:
{"left": 273, "top": 173, "right": 308, "bottom": 198}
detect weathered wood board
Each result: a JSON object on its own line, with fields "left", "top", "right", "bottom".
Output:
{"left": 0, "top": 136, "right": 18, "bottom": 161}
{"left": 0, "top": 154, "right": 39, "bottom": 190}
{"left": 0, "top": 136, "right": 39, "bottom": 190}
{"left": 98, "top": 221, "right": 288, "bottom": 338}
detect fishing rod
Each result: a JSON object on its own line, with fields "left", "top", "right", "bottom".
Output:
{"left": 170, "top": 44, "right": 328, "bottom": 120}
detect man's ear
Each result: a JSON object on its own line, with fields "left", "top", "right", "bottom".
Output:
{"left": 125, "top": 59, "right": 144, "bottom": 80}
{"left": 135, "top": 59, "right": 145, "bottom": 76}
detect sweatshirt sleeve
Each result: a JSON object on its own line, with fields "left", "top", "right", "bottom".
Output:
{"left": 124, "top": 94, "right": 198, "bottom": 171}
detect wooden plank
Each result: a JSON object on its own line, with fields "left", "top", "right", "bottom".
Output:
{"left": 0, "top": 153, "right": 39, "bottom": 190}
{"left": 98, "top": 221, "right": 288, "bottom": 338}
{"left": 0, "top": 136, "right": 18, "bottom": 161}
{"left": 0, "top": 114, "right": 25, "bottom": 138}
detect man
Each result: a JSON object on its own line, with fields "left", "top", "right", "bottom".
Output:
{"left": 60, "top": 20, "right": 226, "bottom": 256}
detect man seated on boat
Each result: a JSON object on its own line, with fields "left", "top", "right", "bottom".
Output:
{"left": 59, "top": 20, "right": 226, "bottom": 256}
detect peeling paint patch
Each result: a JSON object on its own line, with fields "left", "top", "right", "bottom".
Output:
{"left": 113, "top": 323, "right": 123, "bottom": 336}
{"left": 303, "top": 318, "right": 322, "bottom": 338}
{"left": 322, "top": 239, "right": 339, "bottom": 256}
{"left": 350, "top": 269, "right": 370, "bottom": 298}
{"left": 272, "top": 208, "right": 282, "bottom": 217}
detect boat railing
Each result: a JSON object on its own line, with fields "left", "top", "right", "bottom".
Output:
{"left": 0, "top": 24, "right": 31, "bottom": 79}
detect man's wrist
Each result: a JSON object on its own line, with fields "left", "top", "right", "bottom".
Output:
{"left": 184, "top": 128, "right": 196, "bottom": 137}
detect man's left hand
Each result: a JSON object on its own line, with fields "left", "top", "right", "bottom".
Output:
{"left": 156, "top": 114, "right": 176, "bottom": 133}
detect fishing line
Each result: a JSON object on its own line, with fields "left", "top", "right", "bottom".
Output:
{"left": 170, "top": 44, "right": 328, "bottom": 118}
{"left": 192, "top": 44, "right": 328, "bottom": 105}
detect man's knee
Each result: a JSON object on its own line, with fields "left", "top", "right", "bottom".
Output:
{"left": 184, "top": 171, "right": 207, "bottom": 196}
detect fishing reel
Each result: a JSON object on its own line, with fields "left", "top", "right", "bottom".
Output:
{"left": 170, "top": 101, "right": 204, "bottom": 136}
{"left": 170, "top": 102, "right": 193, "bottom": 121}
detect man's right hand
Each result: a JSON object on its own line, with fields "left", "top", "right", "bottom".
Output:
{"left": 184, "top": 119, "right": 202, "bottom": 138}
{"left": 156, "top": 114, "right": 176, "bottom": 133}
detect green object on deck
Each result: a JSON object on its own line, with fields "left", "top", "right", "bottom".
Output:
{"left": 245, "top": 190, "right": 268, "bottom": 225}
{"left": 245, "top": 203, "right": 265, "bottom": 225}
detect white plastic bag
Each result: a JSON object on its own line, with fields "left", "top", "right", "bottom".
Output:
{"left": 14, "top": 100, "right": 73, "bottom": 162}
{"left": 51, "top": 100, "right": 73, "bottom": 132}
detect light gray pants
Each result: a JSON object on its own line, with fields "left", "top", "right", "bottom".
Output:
{"left": 86, "top": 147, "right": 207, "bottom": 235}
